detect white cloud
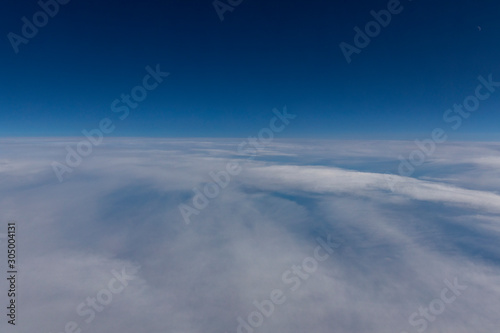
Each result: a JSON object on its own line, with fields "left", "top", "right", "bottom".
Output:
{"left": 0, "top": 138, "right": 499, "bottom": 333}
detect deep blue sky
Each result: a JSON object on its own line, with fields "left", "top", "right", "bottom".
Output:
{"left": 1, "top": 0, "right": 500, "bottom": 139}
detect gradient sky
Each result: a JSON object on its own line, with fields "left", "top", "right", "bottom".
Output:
{"left": 2, "top": 0, "right": 500, "bottom": 139}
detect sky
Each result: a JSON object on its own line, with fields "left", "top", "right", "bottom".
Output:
{"left": 2, "top": 2, "right": 500, "bottom": 332}
{"left": 2, "top": 0, "right": 500, "bottom": 139}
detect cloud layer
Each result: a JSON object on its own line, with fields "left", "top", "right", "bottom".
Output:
{"left": 0, "top": 138, "right": 499, "bottom": 333}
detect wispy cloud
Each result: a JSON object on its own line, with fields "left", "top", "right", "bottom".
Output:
{"left": 0, "top": 138, "right": 499, "bottom": 332}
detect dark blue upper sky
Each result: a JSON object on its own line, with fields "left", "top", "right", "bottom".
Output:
{"left": 2, "top": 0, "right": 500, "bottom": 139}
